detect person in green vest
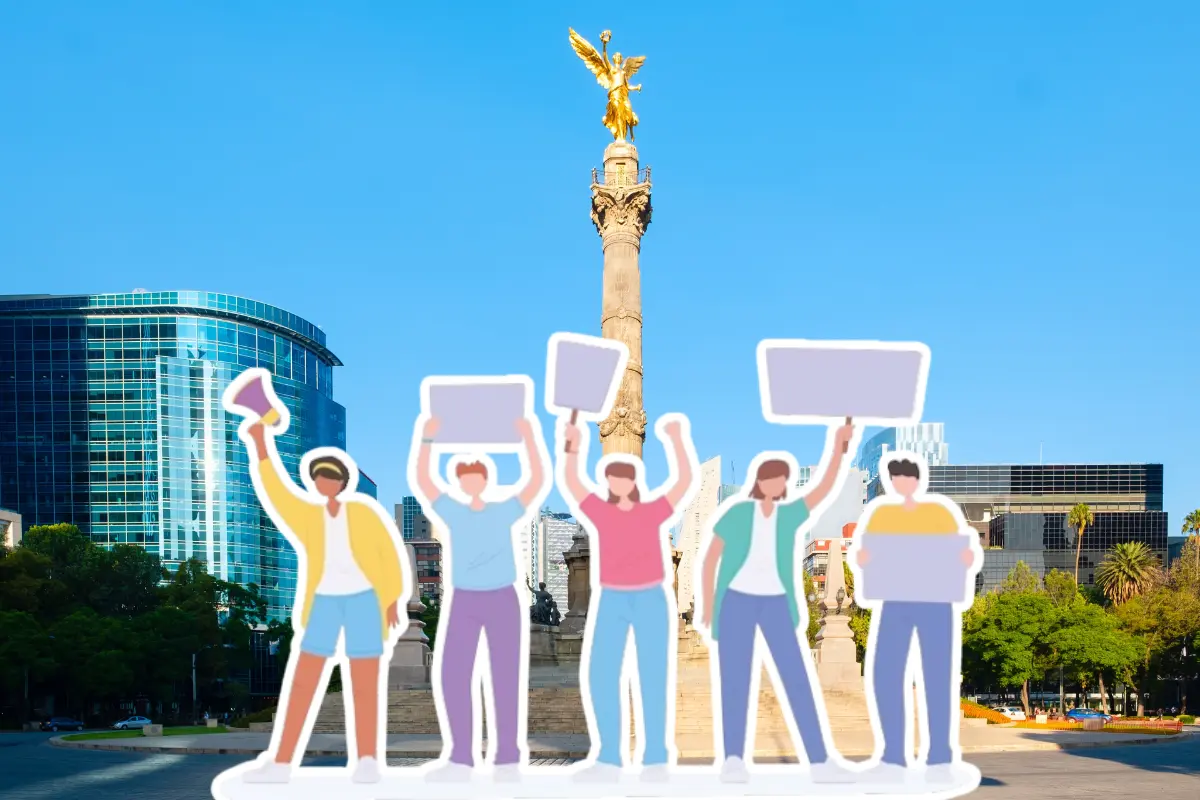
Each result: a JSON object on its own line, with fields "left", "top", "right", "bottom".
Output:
{"left": 697, "top": 422, "right": 855, "bottom": 784}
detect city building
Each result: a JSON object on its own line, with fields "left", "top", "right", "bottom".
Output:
{"left": 675, "top": 457, "right": 721, "bottom": 618}
{"left": 533, "top": 509, "right": 579, "bottom": 608}
{"left": 718, "top": 483, "right": 740, "bottom": 503}
{"left": 982, "top": 511, "right": 1168, "bottom": 592}
{"left": 859, "top": 423, "right": 949, "bottom": 492}
{"left": 803, "top": 523, "right": 857, "bottom": 598}
{"left": 0, "top": 291, "right": 351, "bottom": 622}
{"left": 412, "top": 539, "right": 443, "bottom": 601}
{"left": 0, "top": 507, "right": 22, "bottom": 547}
{"left": 397, "top": 496, "right": 432, "bottom": 542}
{"left": 357, "top": 471, "right": 377, "bottom": 499}
{"left": 1168, "top": 536, "right": 1189, "bottom": 567}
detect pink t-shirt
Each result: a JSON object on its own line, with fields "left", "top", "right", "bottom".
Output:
{"left": 579, "top": 494, "right": 674, "bottom": 589}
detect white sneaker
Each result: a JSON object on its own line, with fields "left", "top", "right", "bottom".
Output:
{"left": 859, "top": 762, "right": 910, "bottom": 784}
{"left": 572, "top": 762, "right": 622, "bottom": 783}
{"left": 640, "top": 764, "right": 671, "bottom": 783}
{"left": 494, "top": 764, "right": 523, "bottom": 783}
{"left": 242, "top": 758, "right": 292, "bottom": 784}
{"left": 352, "top": 756, "right": 381, "bottom": 784}
{"left": 810, "top": 760, "right": 855, "bottom": 783}
{"left": 426, "top": 762, "right": 474, "bottom": 783}
{"left": 720, "top": 756, "right": 750, "bottom": 783}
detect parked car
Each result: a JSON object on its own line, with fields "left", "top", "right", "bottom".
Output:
{"left": 992, "top": 706, "right": 1027, "bottom": 721}
{"left": 1066, "top": 708, "right": 1112, "bottom": 723}
{"left": 39, "top": 717, "right": 84, "bottom": 732}
{"left": 112, "top": 716, "right": 152, "bottom": 730}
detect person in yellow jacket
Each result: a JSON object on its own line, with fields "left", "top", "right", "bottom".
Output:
{"left": 241, "top": 421, "right": 406, "bottom": 785}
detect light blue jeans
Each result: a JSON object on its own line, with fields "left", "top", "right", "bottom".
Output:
{"left": 871, "top": 601, "right": 955, "bottom": 766}
{"left": 586, "top": 585, "right": 672, "bottom": 766}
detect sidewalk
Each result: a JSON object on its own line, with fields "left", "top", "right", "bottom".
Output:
{"left": 51, "top": 726, "right": 1192, "bottom": 759}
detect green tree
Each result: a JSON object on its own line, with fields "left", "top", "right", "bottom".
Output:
{"left": 801, "top": 573, "right": 820, "bottom": 647}
{"left": 421, "top": 595, "right": 443, "bottom": 652}
{"left": 1000, "top": 561, "right": 1041, "bottom": 594}
{"left": 1044, "top": 569, "right": 1079, "bottom": 608}
{"left": 1051, "top": 602, "right": 1141, "bottom": 713}
{"left": 1067, "top": 503, "right": 1095, "bottom": 587}
{"left": 1111, "top": 587, "right": 1200, "bottom": 715}
{"left": 842, "top": 561, "right": 871, "bottom": 661}
{"left": 0, "top": 610, "right": 55, "bottom": 721}
{"left": 962, "top": 586, "right": 1057, "bottom": 715}
{"left": 1095, "top": 542, "right": 1161, "bottom": 606}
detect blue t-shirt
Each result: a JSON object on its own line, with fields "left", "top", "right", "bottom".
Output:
{"left": 432, "top": 495, "right": 526, "bottom": 591}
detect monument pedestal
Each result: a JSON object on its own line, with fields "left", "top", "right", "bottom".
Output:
{"left": 560, "top": 532, "right": 590, "bottom": 635}
{"left": 388, "top": 544, "right": 432, "bottom": 689}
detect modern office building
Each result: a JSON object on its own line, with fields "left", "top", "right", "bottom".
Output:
{"left": 1168, "top": 536, "right": 1190, "bottom": 567}
{"left": 0, "top": 507, "right": 22, "bottom": 548}
{"left": 412, "top": 539, "right": 443, "bottom": 601}
{"left": 397, "top": 496, "right": 432, "bottom": 542}
{"left": 533, "top": 509, "right": 579, "bottom": 607}
{"left": 981, "top": 511, "right": 1169, "bottom": 592}
{"left": 0, "top": 291, "right": 350, "bottom": 622}
{"left": 858, "top": 423, "right": 949, "bottom": 488}
{"left": 718, "top": 483, "right": 740, "bottom": 503}
{"left": 357, "top": 471, "right": 377, "bottom": 499}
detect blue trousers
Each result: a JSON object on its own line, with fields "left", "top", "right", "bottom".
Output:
{"left": 717, "top": 590, "right": 829, "bottom": 763}
{"left": 871, "top": 601, "right": 955, "bottom": 766}
{"left": 586, "top": 585, "right": 672, "bottom": 766}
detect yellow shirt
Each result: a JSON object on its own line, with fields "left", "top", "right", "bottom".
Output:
{"left": 255, "top": 457, "right": 405, "bottom": 639}
{"left": 863, "top": 501, "right": 960, "bottom": 535}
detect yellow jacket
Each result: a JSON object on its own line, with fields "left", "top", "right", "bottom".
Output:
{"left": 254, "top": 456, "right": 404, "bottom": 640}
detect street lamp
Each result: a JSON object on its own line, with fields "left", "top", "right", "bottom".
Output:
{"left": 835, "top": 587, "right": 847, "bottom": 615}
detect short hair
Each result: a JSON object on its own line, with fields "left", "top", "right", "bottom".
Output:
{"left": 749, "top": 459, "right": 790, "bottom": 500}
{"left": 309, "top": 456, "right": 350, "bottom": 487}
{"left": 888, "top": 459, "right": 921, "bottom": 480}
{"left": 455, "top": 461, "right": 488, "bottom": 480}
{"left": 603, "top": 461, "right": 641, "bottom": 504}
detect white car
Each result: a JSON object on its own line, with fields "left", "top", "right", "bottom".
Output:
{"left": 112, "top": 716, "right": 152, "bottom": 730}
{"left": 993, "top": 706, "right": 1027, "bottom": 721}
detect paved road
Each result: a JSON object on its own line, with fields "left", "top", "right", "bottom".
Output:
{"left": 2, "top": 732, "right": 1197, "bottom": 799}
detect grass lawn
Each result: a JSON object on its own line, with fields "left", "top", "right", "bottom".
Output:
{"left": 62, "top": 725, "right": 228, "bottom": 741}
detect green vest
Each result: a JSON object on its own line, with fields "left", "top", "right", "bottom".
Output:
{"left": 710, "top": 499, "right": 809, "bottom": 641}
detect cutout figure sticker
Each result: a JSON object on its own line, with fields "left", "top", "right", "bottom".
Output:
{"left": 407, "top": 373, "right": 552, "bottom": 784}
{"left": 847, "top": 451, "right": 984, "bottom": 793}
{"left": 211, "top": 368, "right": 410, "bottom": 795}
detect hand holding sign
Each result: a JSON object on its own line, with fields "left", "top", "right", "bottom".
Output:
{"left": 545, "top": 332, "right": 629, "bottom": 454}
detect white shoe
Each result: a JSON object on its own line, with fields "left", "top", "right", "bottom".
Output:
{"left": 242, "top": 758, "right": 292, "bottom": 784}
{"left": 352, "top": 756, "right": 381, "bottom": 784}
{"left": 640, "top": 764, "right": 671, "bottom": 783}
{"left": 494, "top": 764, "right": 523, "bottom": 783}
{"left": 426, "top": 762, "right": 474, "bottom": 783}
{"left": 720, "top": 756, "right": 750, "bottom": 784}
{"left": 810, "top": 761, "right": 855, "bottom": 783}
{"left": 572, "top": 762, "right": 622, "bottom": 783}
{"left": 924, "top": 763, "right": 958, "bottom": 786}
{"left": 859, "top": 762, "right": 910, "bottom": 784}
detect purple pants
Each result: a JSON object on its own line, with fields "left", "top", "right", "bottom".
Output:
{"left": 439, "top": 585, "right": 523, "bottom": 766}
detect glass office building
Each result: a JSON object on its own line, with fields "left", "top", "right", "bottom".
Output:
{"left": 0, "top": 291, "right": 348, "bottom": 622}
{"left": 981, "top": 511, "right": 1169, "bottom": 592}
{"left": 858, "top": 423, "right": 949, "bottom": 489}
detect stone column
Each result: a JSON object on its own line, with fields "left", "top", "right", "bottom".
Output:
{"left": 591, "top": 141, "right": 652, "bottom": 458}
{"left": 815, "top": 536, "right": 861, "bottom": 691}
{"left": 388, "top": 544, "right": 432, "bottom": 688}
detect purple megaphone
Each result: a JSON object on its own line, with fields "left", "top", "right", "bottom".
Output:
{"left": 226, "top": 369, "right": 284, "bottom": 428}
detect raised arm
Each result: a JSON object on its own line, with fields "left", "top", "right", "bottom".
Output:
{"left": 558, "top": 419, "right": 592, "bottom": 506}
{"left": 516, "top": 417, "right": 548, "bottom": 508}
{"left": 247, "top": 422, "right": 312, "bottom": 538}
{"left": 800, "top": 419, "right": 856, "bottom": 511}
{"left": 413, "top": 416, "right": 443, "bottom": 504}
{"left": 658, "top": 414, "right": 696, "bottom": 509}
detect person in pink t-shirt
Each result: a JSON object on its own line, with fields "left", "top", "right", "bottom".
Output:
{"left": 558, "top": 413, "right": 696, "bottom": 783}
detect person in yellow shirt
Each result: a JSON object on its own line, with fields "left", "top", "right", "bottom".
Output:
{"left": 853, "top": 457, "right": 980, "bottom": 787}
{"left": 240, "top": 421, "right": 406, "bottom": 786}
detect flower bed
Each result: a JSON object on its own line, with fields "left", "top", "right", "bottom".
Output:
{"left": 1014, "top": 720, "right": 1182, "bottom": 734}
{"left": 960, "top": 699, "right": 1011, "bottom": 724}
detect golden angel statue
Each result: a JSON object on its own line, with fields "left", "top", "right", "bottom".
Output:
{"left": 568, "top": 28, "right": 646, "bottom": 142}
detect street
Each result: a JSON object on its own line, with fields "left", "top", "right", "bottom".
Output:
{"left": 0, "top": 732, "right": 1197, "bottom": 800}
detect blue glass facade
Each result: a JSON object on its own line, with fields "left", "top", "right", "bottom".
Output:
{"left": 0, "top": 291, "right": 347, "bottom": 622}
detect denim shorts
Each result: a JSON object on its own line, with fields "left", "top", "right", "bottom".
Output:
{"left": 300, "top": 589, "right": 383, "bottom": 659}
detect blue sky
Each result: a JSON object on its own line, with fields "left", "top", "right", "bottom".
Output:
{"left": 1, "top": 2, "right": 1197, "bottom": 531}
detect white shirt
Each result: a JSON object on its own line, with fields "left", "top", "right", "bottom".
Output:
{"left": 315, "top": 506, "right": 373, "bottom": 596}
{"left": 728, "top": 503, "right": 787, "bottom": 596}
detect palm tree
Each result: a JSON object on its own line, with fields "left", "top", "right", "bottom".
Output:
{"left": 1068, "top": 503, "right": 1095, "bottom": 586}
{"left": 1183, "top": 510, "right": 1200, "bottom": 572}
{"left": 1094, "top": 542, "right": 1161, "bottom": 605}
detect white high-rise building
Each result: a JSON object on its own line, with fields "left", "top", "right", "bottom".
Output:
{"left": 675, "top": 456, "right": 722, "bottom": 619}
{"left": 532, "top": 510, "right": 579, "bottom": 609}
